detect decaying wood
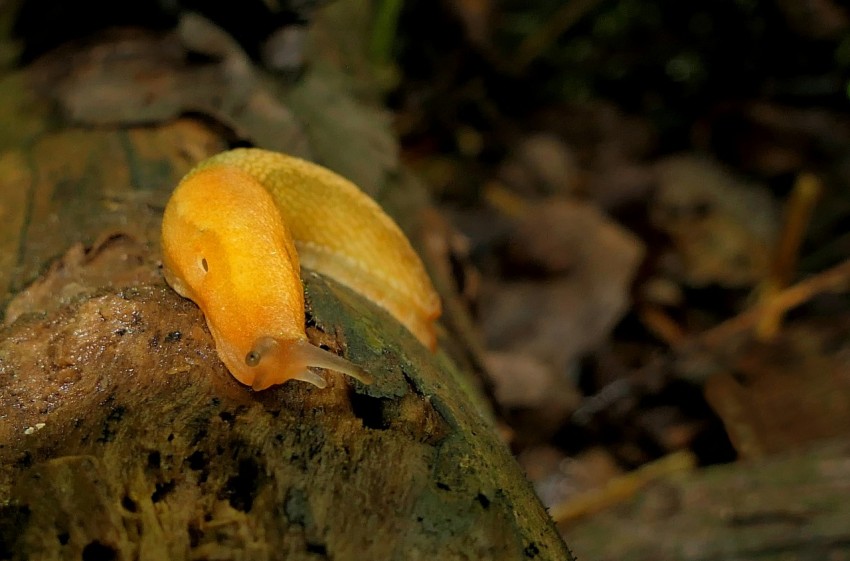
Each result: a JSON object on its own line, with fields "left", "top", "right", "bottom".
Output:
{"left": 0, "top": 244, "right": 571, "bottom": 560}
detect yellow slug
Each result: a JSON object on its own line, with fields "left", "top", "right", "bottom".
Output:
{"left": 161, "top": 148, "right": 441, "bottom": 390}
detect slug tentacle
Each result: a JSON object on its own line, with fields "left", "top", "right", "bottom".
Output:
{"left": 245, "top": 336, "right": 277, "bottom": 367}
{"left": 247, "top": 338, "right": 372, "bottom": 391}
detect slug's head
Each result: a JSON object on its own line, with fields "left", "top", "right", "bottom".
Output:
{"left": 213, "top": 334, "right": 372, "bottom": 390}
{"left": 161, "top": 165, "right": 372, "bottom": 390}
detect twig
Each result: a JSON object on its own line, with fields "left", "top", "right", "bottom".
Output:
{"left": 638, "top": 304, "right": 688, "bottom": 347}
{"left": 755, "top": 172, "right": 822, "bottom": 340}
{"left": 551, "top": 450, "right": 696, "bottom": 525}
{"left": 689, "top": 256, "right": 850, "bottom": 353}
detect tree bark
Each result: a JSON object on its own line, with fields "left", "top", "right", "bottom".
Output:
{"left": 0, "top": 272, "right": 570, "bottom": 560}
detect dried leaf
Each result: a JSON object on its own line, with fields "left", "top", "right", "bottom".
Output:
{"left": 483, "top": 199, "right": 644, "bottom": 369}
{"left": 704, "top": 322, "right": 850, "bottom": 459}
{"left": 652, "top": 155, "right": 780, "bottom": 287}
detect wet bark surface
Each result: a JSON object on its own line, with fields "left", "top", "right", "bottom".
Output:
{"left": 0, "top": 263, "right": 570, "bottom": 560}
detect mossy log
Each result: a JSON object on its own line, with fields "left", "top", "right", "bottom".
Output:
{"left": 0, "top": 255, "right": 571, "bottom": 560}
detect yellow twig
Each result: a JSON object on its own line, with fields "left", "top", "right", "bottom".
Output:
{"left": 694, "top": 256, "right": 850, "bottom": 353}
{"left": 755, "top": 172, "right": 821, "bottom": 340}
{"left": 638, "top": 304, "right": 688, "bottom": 347}
{"left": 551, "top": 450, "right": 697, "bottom": 525}
{"left": 482, "top": 181, "right": 529, "bottom": 219}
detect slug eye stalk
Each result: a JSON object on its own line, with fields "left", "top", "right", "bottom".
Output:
{"left": 246, "top": 338, "right": 373, "bottom": 391}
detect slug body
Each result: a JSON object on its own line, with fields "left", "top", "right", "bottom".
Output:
{"left": 161, "top": 148, "right": 441, "bottom": 390}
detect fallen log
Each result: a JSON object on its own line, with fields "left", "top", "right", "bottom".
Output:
{"left": 0, "top": 226, "right": 571, "bottom": 561}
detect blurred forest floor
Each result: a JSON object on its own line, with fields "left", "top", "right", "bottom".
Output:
{"left": 4, "top": 0, "right": 850, "bottom": 559}
{"left": 387, "top": 2, "right": 850, "bottom": 558}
